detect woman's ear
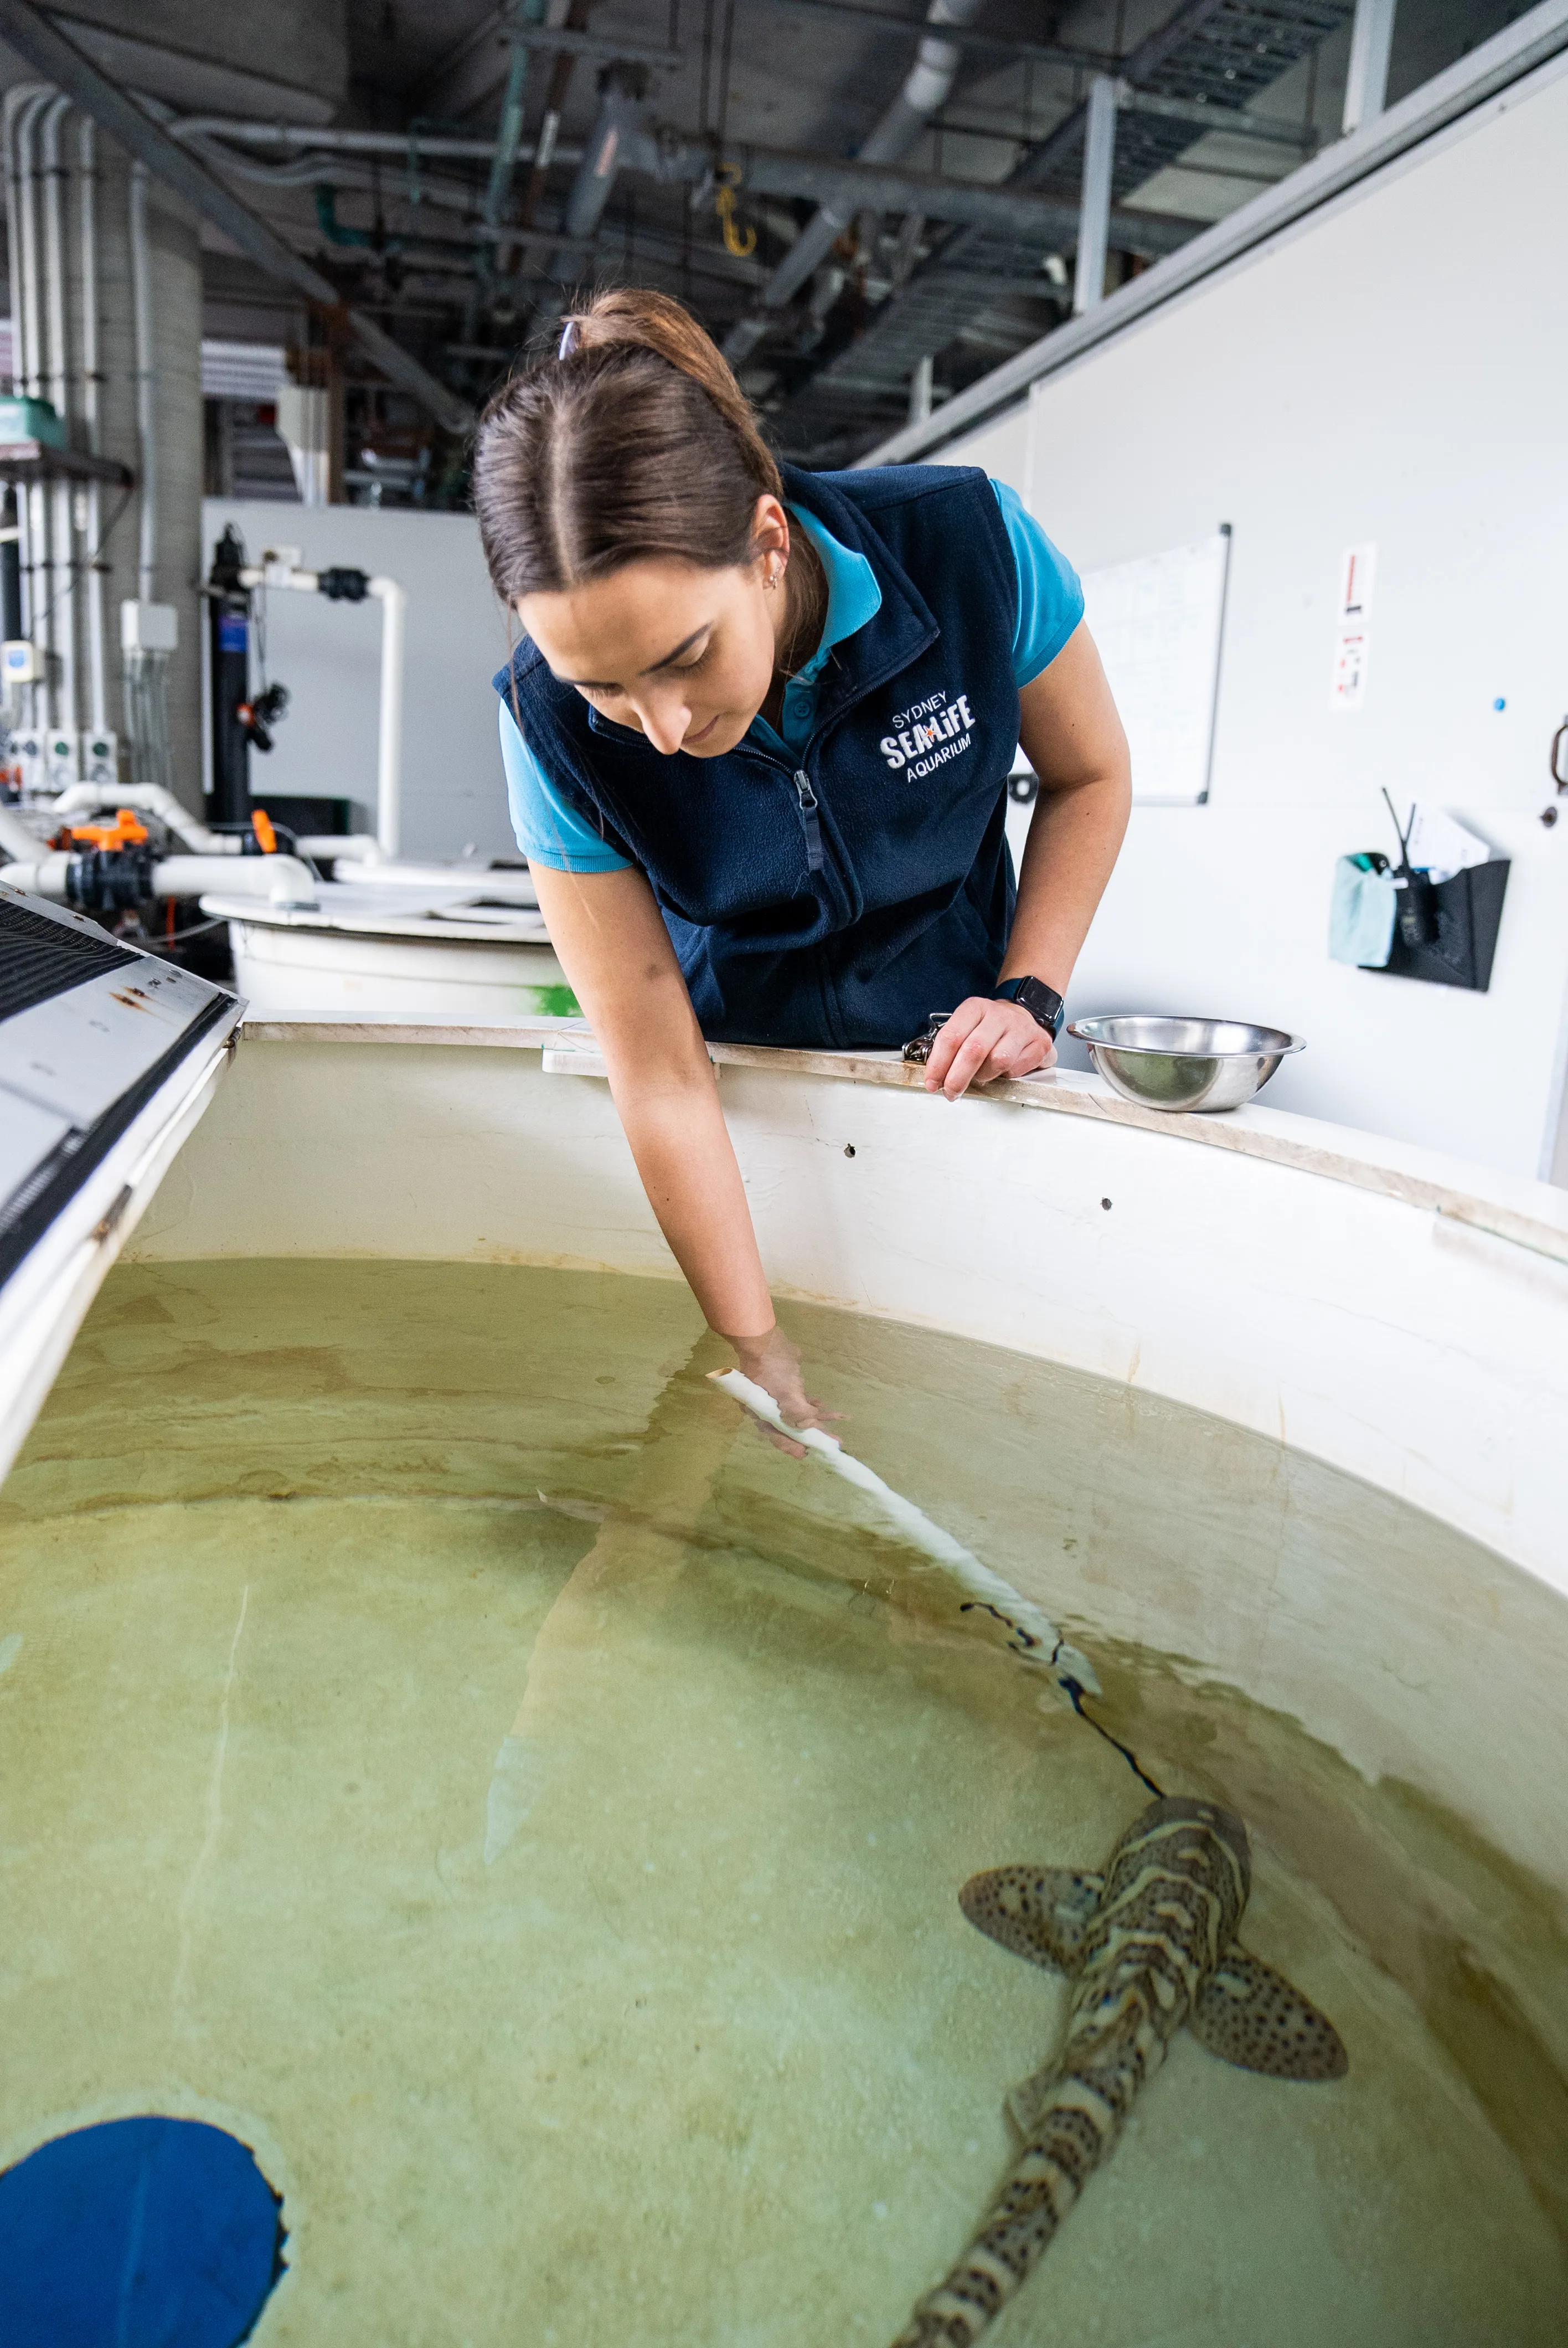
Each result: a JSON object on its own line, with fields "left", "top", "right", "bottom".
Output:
{"left": 750, "top": 493, "right": 791, "bottom": 574}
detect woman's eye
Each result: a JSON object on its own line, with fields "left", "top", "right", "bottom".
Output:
{"left": 675, "top": 645, "right": 712, "bottom": 675}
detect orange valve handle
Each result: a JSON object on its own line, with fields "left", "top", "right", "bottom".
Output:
{"left": 251, "top": 807, "right": 278, "bottom": 854}
{"left": 69, "top": 807, "right": 150, "bottom": 851}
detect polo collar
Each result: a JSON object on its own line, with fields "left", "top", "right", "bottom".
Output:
{"left": 776, "top": 464, "right": 938, "bottom": 731}
{"left": 786, "top": 504, "right": 881, "bottom": 682}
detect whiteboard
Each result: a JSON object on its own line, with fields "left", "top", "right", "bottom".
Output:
{"left": 1080, "top": 527, "right": 1231, "bottom": 804}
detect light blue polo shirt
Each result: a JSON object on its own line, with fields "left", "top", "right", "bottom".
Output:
{"left": 499, "top": 479, "right": 1081, "bottom": 873}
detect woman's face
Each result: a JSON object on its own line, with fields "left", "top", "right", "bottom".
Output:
{"left": 517, "top": 495, "right": 790, "bottom": 759}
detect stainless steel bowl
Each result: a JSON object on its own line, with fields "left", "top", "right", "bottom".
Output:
{"left": 1066, "top": 1015, "right": 1305, "bottom": 1113}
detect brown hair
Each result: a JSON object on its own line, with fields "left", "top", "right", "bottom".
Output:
{"left": 473, "top": 288, "right": 783, "bottom": 605}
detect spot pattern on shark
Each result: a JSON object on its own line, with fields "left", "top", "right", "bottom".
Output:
{"left": 891, "top": 1796, "right": 1348, "bottom": 2347}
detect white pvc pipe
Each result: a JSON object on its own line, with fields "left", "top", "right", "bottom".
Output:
{"left": 0, "top": 802, "right": 43, "bottom": 861}
{"left": 16, "top": 90, "right": 53, "bottom": 727}
{"left": 152, "top": 853, "right": 319, "bottom": 908}
{"left": 78, "top": 114, "right": 106, "bottom": 737}
{"left": 2, "top": 90, "right": 43, "bottom": 719}
{"left": 297, "top": 831, "right": 383, "bottom": 863}
{"left": 238, "top": 563, "right": 406, "bottom": 857}
{"left": 0, "top": 848, "right": 74, "bottom": 897}
{"left": 368, "top": 576, "right": 405, "bottom": 858}
{"left": 42, "top": 95, "right": 76, "bottom": 741}
{"left": 0, "top": 832, "right": 316, "bottom": 908}
{"left": 128, "top": 161, "right": 156, "bottom": 605}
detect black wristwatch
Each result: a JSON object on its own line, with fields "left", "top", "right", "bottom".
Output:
{"left": 993, "top": 975, "right": 1065, "bottom": 1038}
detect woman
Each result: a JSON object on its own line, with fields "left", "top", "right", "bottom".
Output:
{"left": 474, "top": 290, "right": 1129, "bottom": 1441}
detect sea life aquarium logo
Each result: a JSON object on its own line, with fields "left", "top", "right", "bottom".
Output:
{"left": 880, "top": 688, "right": 976, "bottom": 778}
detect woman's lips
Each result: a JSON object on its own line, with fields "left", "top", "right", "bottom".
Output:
{"left": 683, "top": 712, "right": 723, "bottom": 748}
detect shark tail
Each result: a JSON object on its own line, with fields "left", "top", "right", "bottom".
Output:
{"left": 890, "top": 2073, "right": 1124, "bottom": 2347}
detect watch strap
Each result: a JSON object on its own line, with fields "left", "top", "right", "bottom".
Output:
{"left": 993, "top": 975, "right": 1065, "bottom": 1037}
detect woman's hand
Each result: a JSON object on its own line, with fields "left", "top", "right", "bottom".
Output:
{"left": 728, "top": 1325, "right": 843, "bottom": 1459}
{"left": 920, "top": 997, "right": 1056, "bottom": 1100}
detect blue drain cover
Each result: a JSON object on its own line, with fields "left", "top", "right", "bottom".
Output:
{"left": 0, "top": 2115, "right": 285, "bottom": 2347}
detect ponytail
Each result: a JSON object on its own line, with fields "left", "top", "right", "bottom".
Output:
{"left": 473, "top": 289, "right": 783, "bottom": 605}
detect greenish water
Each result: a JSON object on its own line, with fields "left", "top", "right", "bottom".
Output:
{"left": 1, "top": 1259, "right": 1565, "bottom": 2345}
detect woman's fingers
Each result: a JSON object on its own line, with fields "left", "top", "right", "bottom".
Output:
{"left": 725, "top": 1326, "right": 844, "bottom": 1455}
{"left": 924, "top": 1000, "right": 1057, "bottom": 1099}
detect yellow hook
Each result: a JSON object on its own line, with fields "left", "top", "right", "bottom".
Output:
{"left": 714, "top": 161, "right": 757, "bottom": 259}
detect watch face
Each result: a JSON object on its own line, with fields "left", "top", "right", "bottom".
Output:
{"left": 1015, "top": 976, "right": 1065, "bottom": 1036}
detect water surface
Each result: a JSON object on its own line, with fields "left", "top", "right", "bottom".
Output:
{"left": 1, "top": 1260, "right": 1564, "bottom": 2344}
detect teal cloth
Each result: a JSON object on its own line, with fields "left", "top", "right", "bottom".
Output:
{"left": 501, "top": 478, "right": 1083, "bottom": 873}
{"left": 1329, "top": 856, "right": 1397, "bottom": 966}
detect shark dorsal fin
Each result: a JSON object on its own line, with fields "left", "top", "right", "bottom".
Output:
{"left": 958, "top": 1866, "right": 1104, "bottom": 1974}
{"left": 1190, "top": 1949, "right": 1348, "bottom": 2081}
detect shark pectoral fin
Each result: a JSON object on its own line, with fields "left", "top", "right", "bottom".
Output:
{"left": 1190, "top": 1949, "right": 1349, "bottom": 2082}
{"left": 1004, "top": 2062, "right": 1061, "bottom": 2141}
{"left": 958, "top": 1867, "right": 1104, "bottom": 1971}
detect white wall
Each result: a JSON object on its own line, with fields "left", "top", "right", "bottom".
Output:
{"left": 201, "top": 501, "right": 518, "bottom": 866}
{"left": 941, "top": 57, "right": 1568, "bottom": 1180}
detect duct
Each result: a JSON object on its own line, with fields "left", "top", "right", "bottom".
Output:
{"left": 722, "top": 0, "right": 983, "bottom": 365}
{"left": 560, "top": 64, "right": 648, "bottom": 246}
{"left": 0, "top": 0, "right": 475, "bottom": 437}
{"left": 1074, "top": 76, "right": 1117, "bottom": 315}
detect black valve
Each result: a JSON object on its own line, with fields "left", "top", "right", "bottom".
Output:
{"left": 236, "top": 681, "right": 291, "bottom": 755}
{"left": 316, "top": 566, "right": 370, "bottom": 603}
{"left": 66, "top": 845, "right": 157, "bottom": 913}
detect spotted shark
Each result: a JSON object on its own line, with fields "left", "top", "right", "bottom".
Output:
{"left": 892, "top": 1795, "right": 1348, "bottom": 2347}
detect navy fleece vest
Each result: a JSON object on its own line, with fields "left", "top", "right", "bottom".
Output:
{"left": 493, "top": 461, "right": 1019, "bottom": 1049}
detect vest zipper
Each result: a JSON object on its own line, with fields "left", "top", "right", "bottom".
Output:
{"left": 794, "top": 770, "right": 824, "bottom": 873}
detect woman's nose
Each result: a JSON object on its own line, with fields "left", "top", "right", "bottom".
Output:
{"left": 636, "top": 693, "right": 692, "bottom": 757}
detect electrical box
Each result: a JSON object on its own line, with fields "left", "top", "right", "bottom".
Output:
{"left": 2, "top": 639, "right": 42, "bottom": 686}
{"left": 82, "top": 729, "right": 118, "bottom": 787}
{"left": 13, "top": 729, "right": 45, "bottom": 795}
{"left": 45, "top": 730, "right": 80, "bottom": 791}
{"left": 121, "top": 599, "right": 179, "bottom": 654}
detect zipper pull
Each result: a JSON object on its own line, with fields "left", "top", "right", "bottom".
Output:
{"left": 795, "top": 770, "right": 824, "bottom": 873}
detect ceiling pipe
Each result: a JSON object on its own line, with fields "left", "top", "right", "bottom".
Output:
{"left": 642, "top": 131, "right": 1196, "bottom": 254}
{"left": 0, "top": 0, "right": 475, "bottom": 435}
{"left": 169, "top": 109, "right": 1174, "bottom": 245}
{"left": 722, "top": 0, "right": 985, "bottom": 366}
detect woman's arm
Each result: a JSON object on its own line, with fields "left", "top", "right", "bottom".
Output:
{"left": 921, "top": 620, "right": 1131, "bottom": 1099}
{"left": 529, "top": 861, "right": 832, "bottom": 1439}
